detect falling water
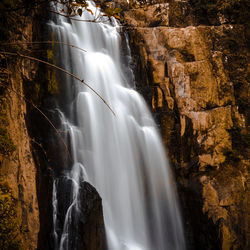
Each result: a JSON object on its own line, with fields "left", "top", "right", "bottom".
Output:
{"left": 49, "top": 2, "right": 185, "bottom": 250}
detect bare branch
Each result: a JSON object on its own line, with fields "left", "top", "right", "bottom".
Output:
{"left": 0, "top": 81, "right": 72, "bottom": 161}
{"left": 1, "top": 54, "right": 72, "bottom": 162}
{"left": 0, "top": 41, "right": 87, "bottom": 53}
{"left": 49, "top": 10, "right": 109, "bottom": 23}
{"left": 1, "top": 51, "right": 116, "bottom": 116}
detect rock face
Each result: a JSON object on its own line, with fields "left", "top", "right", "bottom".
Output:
{"left": 1, "top": 1, "right": 248, "bottom": 249}
{"left": 117, "top": 0, "right": 249, "bottom": 249}
{"left": 0, "top": 2, "right": 106, "bottom": 249}
{"left": 78, "top": 182, "right": 106, "bottom": 250}
{"left": 54, "top": 180, "right": 106, "bottom": 250}
{"left": 0, "top": 13, "right": 40, "bottom": 250}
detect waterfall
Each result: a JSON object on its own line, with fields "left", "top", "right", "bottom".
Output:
{"left": 49, "top": 2, "right": 185, "bottom": 250}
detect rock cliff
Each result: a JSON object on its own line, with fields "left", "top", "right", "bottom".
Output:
{"left": 0, "top": 3, "right": 41, "bottom": 249}
{"left": 117, "top": 0, "right": 249, "bottom": 249}
{"left": 0, "top": 1, "right": 249, "bottom": 249}
{"left": 0, "top": 1, "right": 106, "bottom": 249}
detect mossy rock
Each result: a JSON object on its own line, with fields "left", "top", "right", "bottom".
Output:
{"left": 47, "top": 34, "right": 59, "bottom": 95}
{"left": 0, "top": 181, "right": 21, "bottom": 250}
{"left": 0, "top": 56, "right": 16, "bottom": 157}
{"left": 0, "top": 0, "right": 24, "bottom": 41}
{"left": 47, "top": 69, "right": 59, "bottom": 95}
{"left": 0, "top": 96, "right": 16, "bottom": 157}
{"left": 0, "top": 126, "right": 16, "bottom": 157}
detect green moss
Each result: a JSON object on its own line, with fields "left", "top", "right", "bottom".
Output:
{"left": 47, "top": 48, "right": 59, "bottom": 95}
{"left": 34, "top": 82, "right": 40, "bottom": 95}
{"left": 0, "top": 127, "right": 16, "bottom": 157}
{"left": 0, "top": 0, "right": 24, "bottom": 41}
{"left": 0, "top": 55, "right": 8, "bottom": 88}
{"left": 0, "top": 106, "right": 16, "bottom": 156}
{"left": 47, "top": 32, "right": 59, "bottom": 95}
{"left": 0, "top": 181, "right": 21, "bottom": 250}
{"left": 0, "top": 58, "right": 16, "bottom": 157}
{"left": 47, "top": 70, "right": 59, "bottom": 95}
{"left": 47, "top": 49, "right": 54, "bottom": 62}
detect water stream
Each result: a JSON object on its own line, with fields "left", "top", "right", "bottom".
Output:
{"left": 49, "top": 2, "right": 185, "bottom": 250}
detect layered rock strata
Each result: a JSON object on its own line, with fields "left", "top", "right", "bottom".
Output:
{"left": 117, "top": 0, "right": 249, "bottom": 249}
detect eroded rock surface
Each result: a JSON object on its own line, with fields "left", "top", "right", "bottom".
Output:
{"left": 0, "top": 2, "right": 107, "bottom": 249}
{"left": 0, "top": 16, "right": 40, "bottom": 250}
{"left": 117, "top": 0, "right": 249, "bottom": 249}
{"left": 54, "top": 180, "right": 106, "bottom": 250}
{"left": 78, "top": 181, "right": 106, "bottom": 250}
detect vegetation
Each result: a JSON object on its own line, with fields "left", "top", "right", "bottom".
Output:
{"left": 0, "top": 0, "right": 23, "bottom": 40}
{"left": 0, "top": 2, "right": 119, "bottom": 248}
{"left": 0, "top": 0, "right": 123, "bottom": 28}
{"left": 0, "top": 55, "right": 16, "bottom": 157}
{"left": 0, "top": 181, "right": 21, "bottom": 250}
{"left": 58, "top": 0, "right": 123, "bottom": 19}
{"left": 190, "top": 0, "right": 250, "bottom": 24}
{"left": 0, "top": 0, "right": 117, "bottom": 162}
{"left": 47, "top": 34, "right": 59, "bottom": 95}
{"left": 0, "top": 122, "right": 16, "bottom": 157}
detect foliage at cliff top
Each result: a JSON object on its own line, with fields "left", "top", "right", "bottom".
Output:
{"left": 190, "top": 0, "right": 250, "bottom": 24}
{"left": 0, "top": 0, "right": 123, "bottom": 25}
{"left": 0, "top": 0, "right": 123, "bottom": 42}
{"left": 57, "top": 0, "right": 122, "bottom": 19}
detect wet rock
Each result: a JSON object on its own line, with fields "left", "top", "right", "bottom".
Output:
{"left": 0, "top": 9, "right": 41, "bottom": 250}
{"left": 78, "top": 181, "right": 106, "bottom": 250}
{"left": 51, "top": 178, "right": 106, "bottom": 250}
{"left": 118, "top": 1, "right": 250, "bottom": 249}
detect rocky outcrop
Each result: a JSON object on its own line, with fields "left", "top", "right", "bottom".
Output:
{"left": 0, "top": 14, "right": 40, "bottom": 250}
{"left": 78, "top": 182, "right": 106, "bottom": 250}
{"left": 53, "top": 179, "right": 106, "bottom": 250}
{"left": 0, "top": 2, "right": 107, "bottom": 249}
{"left": 117, "top": 0, "right": 249, "bottom": 249}
{"left": 1, "top": 1, "right": 248, "bottom": 249}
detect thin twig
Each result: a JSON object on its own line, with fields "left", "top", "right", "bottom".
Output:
{"left": 1, "top": 51, "right": 116, "bottom": 116}
{"left": 49, "top": 10, "right": 110, "bottom": 23}
{"left": 0, "top": 80, "right": 72, "bottom": 162}
{"left": 1, "top": 52, "right": 72, "bottom": 161}
{"left": 0, "top": 41, "right": 87, "bottom": 53}
{"left": 30, "top": 138, "right": 50, "bottom": 162}
{"left": 49, "top": 10, "right": 100, "bottom": 22}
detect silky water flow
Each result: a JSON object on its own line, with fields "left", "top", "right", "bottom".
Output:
{"left": 49, "top": 2, "right": 186, "bottom": 250}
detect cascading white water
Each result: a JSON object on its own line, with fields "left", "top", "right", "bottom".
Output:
{"left": 49, "top": 2, "right": 186, "bottom": 250}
